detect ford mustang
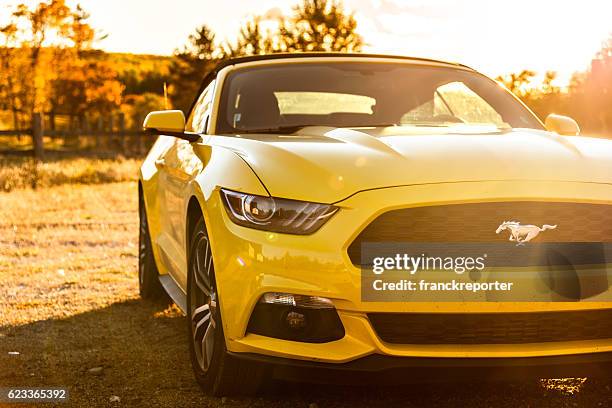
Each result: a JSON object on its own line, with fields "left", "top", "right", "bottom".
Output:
{"left": 138, "top": 53, "right": 612, "bottom": 395}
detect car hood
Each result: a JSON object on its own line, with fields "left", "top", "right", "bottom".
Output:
{"left": 210, "top": 126, "right": 612, "bottom": 203}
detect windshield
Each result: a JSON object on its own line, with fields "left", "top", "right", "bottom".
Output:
{"left": 217, "top": 62, "right": 543, "bottom": 134}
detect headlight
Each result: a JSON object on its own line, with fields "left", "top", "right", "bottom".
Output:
{"left": 220, "top": 189, "right": 338, "bottom": 234}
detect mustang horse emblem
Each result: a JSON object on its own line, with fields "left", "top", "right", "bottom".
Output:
{"left": 496, "top": 221, "right": 557, "bottom": 245}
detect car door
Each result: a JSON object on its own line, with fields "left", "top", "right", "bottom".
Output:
{"left": 157, "top": 80, "right": 216, "bottom": 288}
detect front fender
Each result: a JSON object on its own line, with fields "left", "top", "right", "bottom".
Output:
{"left": 180, "top": 143, "right": 269, "bottom": 289}
{"left": 191, "top": 142, "right": 268, "bottom": 203}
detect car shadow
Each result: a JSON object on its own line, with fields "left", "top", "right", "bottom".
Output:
{"left": 1, "top": 298, "right": 609, "bottom": 407}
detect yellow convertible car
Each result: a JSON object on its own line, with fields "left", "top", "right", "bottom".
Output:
{"left": 138, "top": 53, "right": 612, "bottom": 395}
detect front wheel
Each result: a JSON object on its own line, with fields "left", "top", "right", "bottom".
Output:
{"left": 138, "top": 190, "right": 164, "bottom": 299}
{"left": 187, "top": 217, "right": 268, "bottom": 396}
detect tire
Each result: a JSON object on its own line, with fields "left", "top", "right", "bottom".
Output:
{"left": 138, "top": 190, "right": 164, "bottom": 299}
{"left": 187, "top": 217, "right": 268, "bottom": 396}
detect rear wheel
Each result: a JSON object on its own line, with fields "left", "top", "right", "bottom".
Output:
{"left": 187, "top": 217, "right": 267, "bottom": 396}
{"left": 138, "top": 190, "right": 164, "bottom": 299}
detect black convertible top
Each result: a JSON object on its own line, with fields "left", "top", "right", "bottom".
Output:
{"left": 211, "top": 52, "right": 468, "bottom": 73}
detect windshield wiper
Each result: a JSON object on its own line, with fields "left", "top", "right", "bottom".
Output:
{"left": 404, "top": 121, "right": 513, "bottom": 130}
{"left": 235, "top": 125, "right": 310, "bottom": 134}
{"left": 344, "top": 124, "right": 398, "bottom": 128}
{"left": 235, "top": 123, "right": 400, "bottom": 134}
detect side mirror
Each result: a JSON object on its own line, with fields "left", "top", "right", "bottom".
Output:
{"left": 545, "top": 114, "right": 580, "bottom": 136}
{"left": 143, "top": 110, "right": 199, "bottom": 142}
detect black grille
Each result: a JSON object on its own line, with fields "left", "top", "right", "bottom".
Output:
{"left": 368, "top": 310, "right": 612, "bottom": 344}
{"left": 348, "top": 202, "right": 612, "bottom": 265}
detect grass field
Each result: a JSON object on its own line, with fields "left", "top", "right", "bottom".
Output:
{"left": 0, "top": 156, "right": 141, "bottom": 192}
{"left": 0, "top": 174, "right": 611, "bottom": 406}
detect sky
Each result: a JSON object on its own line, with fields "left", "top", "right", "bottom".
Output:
{"left": 2, "top": 0, "right": 611, "bottom": 85}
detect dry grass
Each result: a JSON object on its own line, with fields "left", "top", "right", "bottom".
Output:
{"left": 0, "top": 183, "right": 139, "bottom": 324}
{"left": 0, "top": 156, "right": 140, "bottom": 192}
{"left": 0, "top": 181, "right": 610, "bottom": 407}
{"left": 0, "top": 182, "right": 206, "bottom": 406}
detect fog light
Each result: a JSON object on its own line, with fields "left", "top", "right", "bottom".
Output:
{"left": 247, "top": 292, "right": 344, "bottom": 343}
{"left": 285, "top": 311, "right": 307, "bottom": 329}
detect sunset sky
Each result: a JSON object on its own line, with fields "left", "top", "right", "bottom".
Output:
{"left": 2, "top": 0, "right": 611, "bottom": 85}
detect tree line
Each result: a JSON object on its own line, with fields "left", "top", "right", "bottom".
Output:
{"left": 167, "top": 0, "right": 363, "bottom": 112}
{"left": 495, "top": 40, "right": 612, "bottom": 136}
{"left": 0, "top": 0, "right": 610, "bottom": 136}
{"left": 0, "top": 0, "right": 362, "bottom": 132}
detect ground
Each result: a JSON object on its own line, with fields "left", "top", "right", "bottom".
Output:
{"left": 0, "top": 181, "right": 611, "bottom": 407}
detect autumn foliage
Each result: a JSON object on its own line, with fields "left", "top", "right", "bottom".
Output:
{"left": 0, "top": 0, "right": 124, "bottom": 129}
{"left": 0, "top": 0, "right": 611, "bottom": 136}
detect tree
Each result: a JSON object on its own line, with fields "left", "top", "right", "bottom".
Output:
{"left": 279, "top": 0, "right": 363, "bottom": 52}
{"left": 568, "top": 35, "right": 612, "bottom": 134}
{"left": 522, "top": 71, "right": 567, "bottom": 121}
{"left": 12, "top": 0, "right": 74, "bottom": 113}
{"left": 495, "top": 70, "right": 536, "bottom": 99}
{"left": 0, "top": 0, "right": 118, "bottom": 129}
{"left": 540, "top": 71, "right": 560, "bottom": 95}
{"left": 225, "top": 17, "right": 275, "bottom": 57}
{"left": 169, "top": 0, "right": 365, "bottom": 113}
{"left": 168, "top": 25, "right": 219, "bottom": 113}
{"left": 69, "top": 5, "right": 96, "bottom": 55}
{"left": 0, "top": 23, "right": 26, "bottom": 128}
{"left": 121, "top": 93, "right": 166, "bottom": 130}
{"left": 495, "top": 69, "right": 574, "bottom": 123}
{"left": 181, "top": 25, "right": 218, "bottom": 61}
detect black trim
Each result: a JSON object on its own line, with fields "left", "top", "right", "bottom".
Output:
{"left": 228, "top": 351, "right": 612, "bottom": 383}
{"left": 210, "top": 52, "right": 468, "bottom": 76}
{"left": 145, "top": 129, "right": 201, "bottom": 142}
{"left": 186, "top": 71, "right": 217, "bottom": 121}
{"left": 368, "top": 310, "right": 612, "bottom": 345}
{"left": 158, "top": 274, "right": 187, "bottom": 313}
{"left": 246, "top": 303, "right": 345, "bottom": 343}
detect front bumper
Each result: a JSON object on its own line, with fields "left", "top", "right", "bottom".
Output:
{"left": 229, "top": 350, "right": 612, "bottom": 383}
{"left": 205, "top": 180, "right": 612, "bottom": 364}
